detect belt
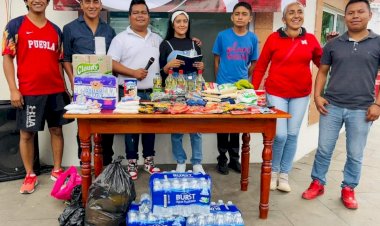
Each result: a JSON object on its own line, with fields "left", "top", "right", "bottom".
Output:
{"left": 118, "top": 85, "right": 152, "bottom": 93}
{"left": 137, "top": 88, "right": 153, "bottom": 93}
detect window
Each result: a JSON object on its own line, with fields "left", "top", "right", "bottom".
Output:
{"left": 321, "top": 7, "right": 346, "bottom": 45}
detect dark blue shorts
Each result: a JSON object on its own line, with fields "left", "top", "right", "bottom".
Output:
{"left": 16, "top": 92, "right": 73, "bottom": 131}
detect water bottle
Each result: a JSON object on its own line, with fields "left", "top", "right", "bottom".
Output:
{"left": 181, "top": 178, "right": 189, "bottom": 190}
{"left": 215, "top": 213, "right": 225, "bottom": 225}
{"left": 190, "top": 178, "right": 198, "bottom": 189}
{"left": 200, "top": 178, "right": 209, "bottom": 196}
{"left": 206, "top": 214, "right": 214, "bottom": 225}
{"left": 128, "top": 211, "right": 138, "bottom": 223}
{"left": 139, "top": 193, "right": 152, "bottom": 214}
{"left": 225, "top": 212, "right": 234, "bottom": 225}
{"left": 232, "top": 212, "right": 244, "bottom": 226}
{"left": 198, "top": 215, "right": 207, "bottom": 226}
{"left": 186, "top": 215, "right": 196, "bottom": 226}
{"left": 172, "top": 178, "right": 181, "bottom": 190}
{"left": 138, "top": 212, "right": 147, "bottom": 221}
{"left": 147, "top": 212, "right": 157, "bottom": 222}
{"left": 153, "top": 179, "right": 162, "bottom": 191}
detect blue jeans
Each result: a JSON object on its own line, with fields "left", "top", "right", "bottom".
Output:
{"left": 266, "top": 94, "right": 310, "bottom": 174}
{"left": 311, "top": 104, "right": 371, "bottom": 188}
{"left": 171, "top": 133, "right": 202, "bottom": 165}
{"left": 119, "top": 88, "right": 156, "bottom": 160}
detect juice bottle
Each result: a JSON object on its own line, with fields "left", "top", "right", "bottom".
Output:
{"left": 176, "top": 69, "right": 187, "bottom": 92}
{"left": 165, "top": 69, "right": 176, "bottom": 93}
{"left": 153, "top": 72, "right": 162, "bottom": 92}
{"left": 196, "top": 69, "right": 205, "bottom": 92}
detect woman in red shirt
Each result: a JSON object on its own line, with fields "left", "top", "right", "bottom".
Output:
{"left": 252, "top": 2, "right": 322, "bottom": 192}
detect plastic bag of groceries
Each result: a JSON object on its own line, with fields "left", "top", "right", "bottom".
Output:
{"left": 58, "top": 185, "right": 85, "bottom": 226}
{"left": 85, "top": 156, "right": 136, "bottom": 226}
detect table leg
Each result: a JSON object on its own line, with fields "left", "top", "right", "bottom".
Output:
{"left": 94, "top": 133, "right": 103, "bottom": 177}
{"left": 241, "top": 133, "right": 251, "bottom": 191}
{"left": 80, "top": 131, "right": 91, "bottom": 206}
{"left": 259, "top": 132, "right": 274, "bottom": 219}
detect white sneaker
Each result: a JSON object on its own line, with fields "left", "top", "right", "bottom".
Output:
{"left": 277, "top": 173, "right": 291, "bottom": 192}
{"left": 270, "top": 172, "right": 279, "bottom": 190}
{"left": 176, "top": 163, "right": 186, "bottom": 172}
{"left": 193, "top": 164, "right": 205, "bottom": 174}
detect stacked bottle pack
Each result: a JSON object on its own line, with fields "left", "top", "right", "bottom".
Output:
{"left": 186, "top": 200, "right": 244, "bottom": 226}
{"left": 126, "top": 172, "right": 245, "bottom": 225}
{"left": 127, "top": 202, "right": 186, "bottom": 226}
{"left": 150, "top": 172, "right": 211, "bottom": 217}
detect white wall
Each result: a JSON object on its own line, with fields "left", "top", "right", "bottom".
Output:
{"left": 0, "top": 1, "right": 320, "bottom": 167}
{"left": 369, "top": 4, "right": 380, "bottom": 34}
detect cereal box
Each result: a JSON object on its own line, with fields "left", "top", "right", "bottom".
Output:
{"left": 72, "top": 54, "right": 112, "bottom": 76}
{"left": 74, "top": 75, "right": 117, "bottom": 110}
{"left": 123, "top": 79, "right": 138, "bottom": 99}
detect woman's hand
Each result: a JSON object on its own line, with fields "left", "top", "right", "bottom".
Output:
{"left": 167, "top": 59, "right": 184, "bottom": 69}
{"left": 193, "top": 61, "right": 204, "bottom": 71}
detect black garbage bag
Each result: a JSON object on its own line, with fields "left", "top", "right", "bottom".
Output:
{"left": 85, "top": 156, "right": 136, "bottom": 226}
{"left": 58, "top": 185, "right": 85, "bottom": 226}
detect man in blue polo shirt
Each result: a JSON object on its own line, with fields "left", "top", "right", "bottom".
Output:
{"left": 62, "top": 0, "right": 116, "bottom": 165}
{"left": 302, "top": 0, "right": 380, "bottom": 210}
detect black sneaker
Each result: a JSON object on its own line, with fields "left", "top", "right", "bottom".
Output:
{"left": 228, "top": 160, "right": 241, "bottom": 173}
{"left": 216, "top": 157, "right": 229, "bottom": 175}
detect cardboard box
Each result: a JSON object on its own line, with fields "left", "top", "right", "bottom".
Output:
{"left": 74, "top": 75, "right": 117, "bottom": 110}
{"left": 72, "top": 54, "right": 112, "bottom": 76}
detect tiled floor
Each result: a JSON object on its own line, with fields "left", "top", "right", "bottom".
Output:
{"left": 1, "top": 120, "right": 379, "bottom": 226}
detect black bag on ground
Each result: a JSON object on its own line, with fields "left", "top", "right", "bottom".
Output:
{"left": 58, "top": 185, "right": 85, "bottom": 226}
{"left": 85, "top": 157, "right": 136, "bottom": 226}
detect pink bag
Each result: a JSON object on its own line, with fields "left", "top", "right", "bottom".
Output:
{"left": 51, "top": 166, "right": 82, "bottom": 200}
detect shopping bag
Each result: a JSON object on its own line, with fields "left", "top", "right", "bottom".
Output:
{"left": 51, "top": 166, "right": 82, "bottom": 200}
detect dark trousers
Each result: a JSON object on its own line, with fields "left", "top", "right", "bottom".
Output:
{"left": 77, "top": 133, "right": 114, "bottom": 166}
{"left": 118, "top": 86, "right": 155, "bottom": 160}
{"left": 125, "top": 134, "right": 155, "bottom": 160}
{"left": 216, "top": 133, "right": 240, "bottom": 162}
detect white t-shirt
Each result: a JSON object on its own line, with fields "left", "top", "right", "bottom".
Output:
{"left": 107, "top": 26, "right": 162, "bottom": 89}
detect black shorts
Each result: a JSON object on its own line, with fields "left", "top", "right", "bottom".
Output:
{"left": 16, "top": 92, "right": 73, "bottom": 131}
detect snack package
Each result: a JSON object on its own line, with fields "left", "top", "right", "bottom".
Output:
{"left": 236, "top": 89, "right": 257, "bottom": 105}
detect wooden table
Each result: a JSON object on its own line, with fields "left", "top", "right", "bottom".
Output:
{"left": 64, "top": 110, "right": 290, "bottom": 219}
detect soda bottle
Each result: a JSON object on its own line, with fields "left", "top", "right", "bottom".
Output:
{"left": 176, "top": 69, "right": 187, "bottom": 92}
{"left": 195, "top": 69, "right": 205, "bottom": 92}
{"left": 165, "top": 69, "right": 177, "bottom": 93}
{"left": 153, "top": 72, "right": 162, "bottom": 92}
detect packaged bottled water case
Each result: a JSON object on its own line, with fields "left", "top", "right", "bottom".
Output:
{"left": 127, "top": 202, "right": 186, "bottom": 226}
{"left": 149, "top": 172, "right": 211, "bottom": 217}
{"left": 186, "top": 200, "right": 245, "bottom": 226}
